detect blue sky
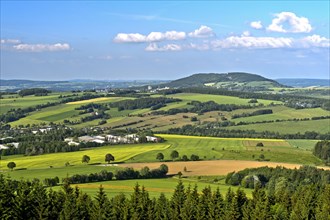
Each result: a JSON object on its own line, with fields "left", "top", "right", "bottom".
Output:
{"left": 1, "top": 1, "right": 329, "bottom": 80}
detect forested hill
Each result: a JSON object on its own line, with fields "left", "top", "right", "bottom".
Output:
{"left": 165, "top": 72, "right": 287, "bottom": 89}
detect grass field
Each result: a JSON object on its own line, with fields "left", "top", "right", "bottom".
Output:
{"left": 231, "top": 106, "right": 330, "bottom": 123}
{"left": 229, "top": 119, "right": 330, "bottom": 134}
{"left": 49, "top": 176, "right": 254, "bottom": 198}
{"left": 0, "top": 134, "right": 321, "bottom": 174}
{"left": 0, "top": 134, "right": 323, "bottom": 198}
{"left": 130, "top": 134, "right": 322, "bottom": 165}
{"left": 8, "top": 97, "right": 131, "bottom": 126}
{"left": 0, "top": 93, "right": 66, "bottom": 114}
{"left": 165, "top": 93, "right": 282, "bottom": 105}
{"left": 0, "top": 143, "right": 170, "bottom": 169}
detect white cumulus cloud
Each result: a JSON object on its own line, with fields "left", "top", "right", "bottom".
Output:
{"left": 13, "top": 43, "right": 71, "bottom": 52}
{"left": 145, "top": 43, "right": 182, "bottom": 52}
{"left": 188, "top": 25, "right": 214, "bottom": 38}
{"left": 250, "top": 21, "right": 263, "bottom": 30}
{"left": 114, "top": 31, "right": 186, "bottom": 43}
{"left": 113, "top": 33, "right": 147, "bottom": 43}
{"left": 267, "top": 12, "right": 312, "bottom": 33}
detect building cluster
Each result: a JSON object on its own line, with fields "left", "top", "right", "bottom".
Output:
{"left": 65, "top": 134, "right": 160, "bottom": 146}
{"left": 0, "top": 137, "right": 19, "bottom": 150}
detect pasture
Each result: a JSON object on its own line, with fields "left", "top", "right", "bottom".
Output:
{"left": 0, "top": 143, "right": 170, "bottom": 169}
{"left": 164, "top": 93, "right": 282, "bottom": 105}
{"left": 0, "top": 93, "right": 66, "bottom": 114}
{"left": 49, "top": 177, "right": 254, "bottom": 198}
{"left": 229, "top": 118, "right": 330, "bottom": 134}
{"left": 8, "top": 96, "right": 131, "bottom": 126}
{"left": 230, "top": 106, "right": 330, "bottom": 123}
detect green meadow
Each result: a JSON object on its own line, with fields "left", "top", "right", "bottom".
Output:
{"left": 53, "top": 177, "right": 254, "bottom": 198}
{"left": 229, "top": 119, "right": 330, "bottom": 134}
{"left": 0, "top": 93, "right": 67, "bottom": 114}
{"left": 230, "top": 106, "right": 330, "bottom": 123}
{"left": 0, "top": 143, "right": 170, "bottom": 169}
{"left": 165, "top": 93, "right": 282, "bottom": 105}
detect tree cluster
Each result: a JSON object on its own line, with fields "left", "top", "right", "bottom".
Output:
{"left": 115, "top": 165, "right": 168, "bottom": 180}
{"left": 226, "top": 165, "right": 330, "bottom": 191}
{"left": 64, "top": 170, "right": 114, "bottom": 184}
{"left": 231, "top": 109, "right": 273, "bottom": 119}
{"left": 18, "top": 88, "right": 51, "bottom": 97}
{"left": 313, "top": 140, "right": 330, "bottom": 165}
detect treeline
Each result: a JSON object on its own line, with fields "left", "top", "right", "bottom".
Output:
{"left": 231, "top": 109, "right": 273, "bottom": 119}
{"left": 314, "top": 140, "right": 330, "bottom": 165}
{"left": 18, "top": 88, "right": 51, "bottom": 97}
{"left": 64, "top": 170, "right": 114, "bottom": 184}
{"left": 166, "top": 124, "right": 330, "bottom": 140}
{"left": 110, "top": 97, "right": 181, "bottom": 111}
{"left": 115, "top": 165, "right": 168, "bottom": 180}
{"left": 1, "top": 176, "right": 329, "bottom": 219}
{"left": 226, "top": 166, "right": 330, "bottom": 191}
{"left": 152, "top": 100, "right": 255, "bottom": 115}
{"left": 63, "top": 165, "right": 168, "bottom": 185}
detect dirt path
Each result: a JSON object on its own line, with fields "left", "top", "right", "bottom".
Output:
{"left": 118, "top": 160, "right": 330, "bottom": 176}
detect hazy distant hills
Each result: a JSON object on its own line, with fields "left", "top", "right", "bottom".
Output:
{"left": 164, "top": 72, "right": 287, "bottom": 89}
{"left": 276, "top": 78, "right": 330, "bottom": 87}
{"left": 1, "top": 73, "right": 329, "bottom": 92}
{"left": 0, "top": 79, "right": 168, "bottom": 91}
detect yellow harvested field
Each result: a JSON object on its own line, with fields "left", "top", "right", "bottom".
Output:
{"left": 66, "top": 97, "right": 115, "bottom": 104}
{"left": 120, "top": 160, "right": 330, "bottom": 176}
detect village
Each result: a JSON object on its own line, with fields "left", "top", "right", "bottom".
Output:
{"left": 0, "top": 125, "right": 162, "bottom": 152}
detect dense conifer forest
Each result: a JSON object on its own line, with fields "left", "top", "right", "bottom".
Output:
{"left": 1, "top": 175, "right": 329, "bottom": 219}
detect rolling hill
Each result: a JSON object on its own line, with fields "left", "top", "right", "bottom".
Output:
{"left": 164, "top": 72, "right": 287, "bottom": 89}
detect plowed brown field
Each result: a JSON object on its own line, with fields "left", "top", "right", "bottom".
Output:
{"left": 119, "top": 160, "right": 330, "bottom": 176}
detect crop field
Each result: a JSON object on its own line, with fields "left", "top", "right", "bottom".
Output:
{"left": 165, "top": 93, "right": 282, "bottom": 105}
{"left": 66, "top": 97, "right": 128, "bottom": 105}
{"left": 229, "top": 119, "right": 330, "bottom": 134}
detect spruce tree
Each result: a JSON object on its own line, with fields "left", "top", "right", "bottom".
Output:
{"left": 154, "top": 193, "right": 170, "bottom": 220}
{"left": 92, "top": 186, "right": 110, "bottom": 220}
{"left": 171, "top": 180, "right": 186, "bottom": 219}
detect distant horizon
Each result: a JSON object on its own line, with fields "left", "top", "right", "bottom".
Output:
{"left": 1, "top": 1, "right": 329, "bottom": 80}
{"left": 1, "top": 73, "right": 329, "bottom": 82}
